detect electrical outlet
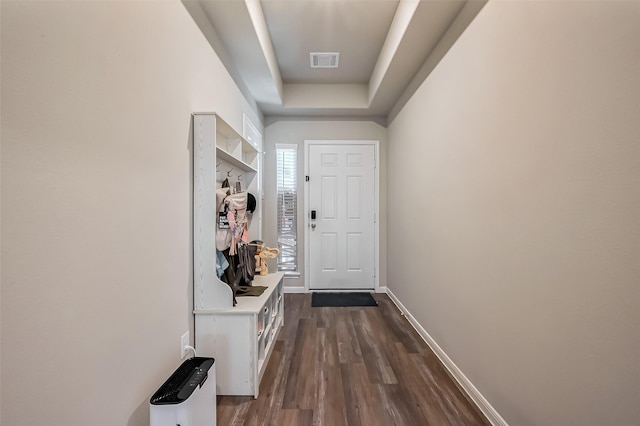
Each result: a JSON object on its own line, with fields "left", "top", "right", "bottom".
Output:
{"left": 180, "top": 331, "right": 189, "bottom": 359}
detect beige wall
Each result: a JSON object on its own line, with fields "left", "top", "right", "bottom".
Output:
{"left": 263, "top": 120, "right": 388, "bottom": 290}
{"left": 1, "top": 2, "right": 260, "bottom": 424}
{"left": 387, "top": 1, "right": 640, "bottom": 425}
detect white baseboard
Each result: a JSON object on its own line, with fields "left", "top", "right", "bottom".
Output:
{"left": 376, "top": 286, "right": 388, "bottom": 293}
{"left": 385, "top": 288, "right": 508, "bottom": 426}
{"left": 284, "top": 286, "right": 307, "bottom": 293}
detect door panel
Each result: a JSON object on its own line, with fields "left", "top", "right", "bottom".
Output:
{"left": 347, "top": 176, "right": 362, "bottom": 219}
{"left": 309, "top": 144, "right": 375, "bottom": 290}
{"left": 321, "top": 233, "right": 337, "bottom": 270}
{"left": 346, "top": 233, "right": 363, "bottom": 271}
{"left": 321, "top": 176, "right": 337, "bottom": 219}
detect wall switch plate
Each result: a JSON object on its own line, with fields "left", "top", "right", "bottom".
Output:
{"left": 180, "top": 331, "right": 189, "bottom": 359}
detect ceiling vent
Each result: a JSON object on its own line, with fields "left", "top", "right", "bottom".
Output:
{"left": 310, "top": 52, "right": 339, "bottom": 68}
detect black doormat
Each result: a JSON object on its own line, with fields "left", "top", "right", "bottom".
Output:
{"left": 311, "top": 292, "right": 378, "bottom": 307}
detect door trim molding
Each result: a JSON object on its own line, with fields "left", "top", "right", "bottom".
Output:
{"left": 303, "top": 140, "right": 380, "bottom": 293}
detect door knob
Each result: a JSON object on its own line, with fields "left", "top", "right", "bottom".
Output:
{"left": 311, "top": 223, "right": 316, "bottom": 229}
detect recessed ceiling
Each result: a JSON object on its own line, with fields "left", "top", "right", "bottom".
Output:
{"left": 182, "top": 0, "right": 487, "bottom": 124}
{"left": 264, "top": 1, "right": 398, "bottom": 84}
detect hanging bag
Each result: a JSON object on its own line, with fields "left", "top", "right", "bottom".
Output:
{"left": 215, "top": 187, "right": 232, "bottom": 251}
{"left": 235, "top": 243, "right": 257, "bottom": 285}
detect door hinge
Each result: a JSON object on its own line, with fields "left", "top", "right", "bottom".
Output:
{"left": 374, "top": 213, "right": 376, "bottom": 223}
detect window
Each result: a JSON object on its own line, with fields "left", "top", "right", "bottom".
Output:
{"left": 276, "top": 144, "right": 298, "bottom": 274}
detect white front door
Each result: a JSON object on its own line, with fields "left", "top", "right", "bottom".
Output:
{"left": 307, "top": 142, "right": 376, "bottom": 290}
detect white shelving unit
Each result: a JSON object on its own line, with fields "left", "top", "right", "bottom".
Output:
{"left": 194, "top": 272, "right": 284, "bottom": 397}
{"left": 192, "top": 113, "right": 284, "bottom": 397}
{"left": 192, "top": 112, "right": 258, "bottom": 311}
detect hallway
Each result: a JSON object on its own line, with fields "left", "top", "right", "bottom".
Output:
{"left": 217, "top": 293, "right": 488, "bottom": 425}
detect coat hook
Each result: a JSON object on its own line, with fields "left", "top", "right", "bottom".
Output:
{"left": 227, "top": 169, "right": 233, "bottom": 177}
{"left": 238, "top": 174, "right": 242, "bottom": 180}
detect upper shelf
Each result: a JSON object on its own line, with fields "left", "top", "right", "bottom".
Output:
{"left": 217, "top": 148, "right": 257, "bottom": 174}
{"left": 194, "top": 112, "right": 259, "bottom": 172}
{"left": 214, "top": 115, "right": 259, "bottom": 171}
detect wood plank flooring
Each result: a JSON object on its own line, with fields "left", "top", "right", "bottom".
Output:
{"left": 217, "top": 293, "right": 489, "bottom": 426}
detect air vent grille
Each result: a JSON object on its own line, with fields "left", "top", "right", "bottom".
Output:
{"left": 310, "top": 52, "right": 339, "bottom": 68}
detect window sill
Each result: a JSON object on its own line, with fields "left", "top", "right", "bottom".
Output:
{"left": 282, "top": 272, "right": 301, "bottom": 279}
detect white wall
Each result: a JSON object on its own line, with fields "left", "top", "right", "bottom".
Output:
{"left": 263, "top": 120, "right": 388, "bottom": 290}
{"left": 1, "top": 2, "right": 260, "bottom": 424}
{"left": 387, "top": 2, "right": 640, "bottom": 425}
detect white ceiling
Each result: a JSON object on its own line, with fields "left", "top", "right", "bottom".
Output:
{"left": 183, "top": 0, "right": 486, "bottom": 125}
{"left": 263, "top": 1, "right": 399, "bottom": 84}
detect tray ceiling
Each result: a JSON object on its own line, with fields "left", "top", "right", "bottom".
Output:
{"left": 183, "top": 0, "right": 486, "bottom": 124}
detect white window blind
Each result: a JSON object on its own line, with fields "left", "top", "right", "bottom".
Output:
{"left": 276, "top": 144, "right": 298, "bottom": 274}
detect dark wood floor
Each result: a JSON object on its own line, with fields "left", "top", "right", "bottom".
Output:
{"left": 217, "top": 293, "right": 489, "bottom": 426}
